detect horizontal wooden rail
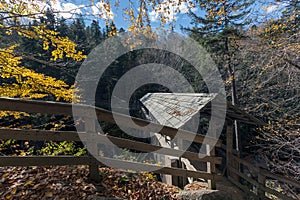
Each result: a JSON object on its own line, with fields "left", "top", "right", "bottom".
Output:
{"left": 0, "top": 97, "right": 221, "bottom": 147}
{"left": 228, "top": 155, "right": 299, "bottom": 200}
{"left": 0, "top": 128, "right": 81, "bottom": 142}
{"left": 0, "top": 156, "right": 92, "bottom": 166}
{"left": 230, "top": 155, "right": 259, "bottom": 172}
{"left": 228, "top": 167, "right": 258, "bottom": 187}
{"left": 260, "top": 168, "right": 300, "bottom": 189}
{"left": 0, "top": 156, "right": 222, "bottom": 181}
{"left": 231, "top": 155, "right": 300, "bottom": 188}
{"left": 260, "top": 184, "right": 295, "bottom": 200}
{"left": 0, "top": 128, "right": 222, "bottom": 164}
{"left": 227, "top": 176, "right": 257, "bottom": 198}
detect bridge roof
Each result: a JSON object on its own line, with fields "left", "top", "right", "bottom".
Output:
{"left": 140, "top": 93, "right": 265, "bottom": 128}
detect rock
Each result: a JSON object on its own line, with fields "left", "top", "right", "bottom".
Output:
{"left": 184, "top": 181, "right": 208, "bottom": 190}
{"left": 177, "top": 190, "right": 232, "bottom": 200}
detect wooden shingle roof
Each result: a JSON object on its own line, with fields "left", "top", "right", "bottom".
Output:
{"left": 140, "top": 93, "right": 265, "bottom": 127}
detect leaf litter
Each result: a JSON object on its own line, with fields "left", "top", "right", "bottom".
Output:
{"left": 0, "top": 166, "right": 181, "bottom": 200}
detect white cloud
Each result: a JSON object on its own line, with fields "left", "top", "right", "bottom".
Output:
{"left": 50, "top": 1, "right": 82, "bottom": 19}
{"left": 50, "top": 1, "right": 114, "bottom": 20}
{"left": 149, "top": 0, "right": 196, "bottom": 22}
{"left": 91, "top": 2, "right": 114, "bottom": 20}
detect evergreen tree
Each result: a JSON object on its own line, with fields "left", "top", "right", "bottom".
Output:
{"left": 57, "top": 18, "right": 69, "bottom": 37}
{"left": 90, "top": 20, "right": 103, "bottom": 45}
{"left": 39, "top": 8, "right": 56, "bottom": 31}
{"left": 119, "top": 27, "right": 126, "bottom": 33}
{"left": 184, "top": 0, "right": 254, "bottom": 151}
{"left": 70, "top": 15, "right": 87, "bottom": 47}
{"left": 184, "top": 0, "right": 253, "bottom": 104}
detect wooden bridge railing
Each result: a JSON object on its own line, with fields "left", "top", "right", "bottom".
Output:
{"left": 221, "top": 120, "right": 299, "bottom": 200}
{"left": 227, "top": 154, "right": 300, "bottom": 200}
{"left": 0, "top": 97, "right": 222, "bottom": 188}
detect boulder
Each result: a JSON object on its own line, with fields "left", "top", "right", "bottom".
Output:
{"left": 177, "top": 190, "right": 232, "bottom": 200}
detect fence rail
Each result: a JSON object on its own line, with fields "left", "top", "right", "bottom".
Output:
{"left": 228, "top": 154, "right": 299, "bottom": 200}
{"left": 0, "top": 97, "right": 222, "bottom": 188}
{"left": 0, "top": 128, "right": 222, "bottom": 164}
{"left": 0, "top": 97, "right": 221, "bottom": 146}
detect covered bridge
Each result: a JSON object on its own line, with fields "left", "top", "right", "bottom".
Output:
{"left": 140, "top": 93, "right": 265, "bottom": 187}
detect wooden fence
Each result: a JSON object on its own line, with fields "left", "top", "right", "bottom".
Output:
{"left": 0, "top": 97, "right": 222, "bottom": 188}
{"left": 227, "top": 153, "right": 300, "bottom": 200}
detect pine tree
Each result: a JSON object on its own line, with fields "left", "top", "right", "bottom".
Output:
{"left": 57, "top": 18, "right": 69, "bottom": 37}
{"left": 184, "top": 0, "right": 254, "bottom": 151}
{"left": 90, "top": 20, "right": 103, "bottom": 45}
{"left": 184, "top": 0, "right": 253, "bottom": 105}
{"left": 70, "top": 15, "right": 87, "bottom": 47}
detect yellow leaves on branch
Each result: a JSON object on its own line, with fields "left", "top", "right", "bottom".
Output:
{"left": 0, "top": 45, "right": 76, "bottom": 119}
{"left": 0, "top": 26, "right": 84, "bottom": 101}
{"left": 0, "top": 0, "right": 83, "bottom": 120}
{"left": 106, "top": 22, "right": 118, "bottom": 37}
{"left": 0, "top": 45, "right": 74, "bottom": 102}
{"left": 32, "top": 26, "right": 86, "bottom": 61}
{"left": 4, "top": 26, "right": 86, "bottom": 61}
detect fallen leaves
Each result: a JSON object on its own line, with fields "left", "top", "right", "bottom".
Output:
{"left": 0, "top": 166, "right": 181, "bottom": 200}
{"left": 97, "top": 169, "right": 180, "bottom": 199}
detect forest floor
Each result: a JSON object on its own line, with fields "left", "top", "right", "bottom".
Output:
{"left": 0, "top": 165, "right": 181, "bottom": 200}
{"left": 0, "top": 165, "right": 251, "bottom": 200}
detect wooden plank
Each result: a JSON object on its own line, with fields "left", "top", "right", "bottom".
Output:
{"left": 0, "top": 128, "right": 81, "bottom": 141}
{"left": 98, "top": 157, "right": 222, "bottom": 181}
{"left": 85, "top": 115, "right": 101, "bottom": 182}
{"left": 200, "top": 102, "right": 266, "bottom": 126}
{"left": 228, "top": 156, "right": 298, "bottom": 200}
{"left": 0, "top": 128, "right": 222, "bottom": 164}
{"left": 94, "top": 108, "right": 222, "bottom": 147}
{"left": 230, "top": 155, "right": 259, "bottom": 172}
{"left": 226, "top": 104, "right": 267, "bottom": 126}
{"left": 226, "top": 121, "right": 240, "bottom": 183}
{"left": 227, "top": 176, "right": 257, "bottom": 198}
{"left": 0, "top": 97, "right": 222, "bottom": 147}
{"left": 258, "top": 170, "right": 266, "bottom": 199}
{"left": 228, "top": 167, "right": 259, "bottom": 187}
{"left": 260, "top": 184, "right": 296, "bottom": 200}
{"left": 0, "top": 156, "right": 222, "bottom": 181}
{"left": 0, "top": 156, "right": 92, "bottom": 166}
{"left": 0, "top": 97, "right": 73, "bottom": 115}
{"left": 226, "top": 120, "right": 233, "bottom": 176}
{"left": 207, "top": 120, "right": 217, "bottom": 189}
{"left": 260, "top": 168, "right": 300, "bottom": 188}
{"left": 164, "top": 156, "right": 173, "bottom": 185}
{"left": 221, "top": 144, "right": 239, "bottom": 157}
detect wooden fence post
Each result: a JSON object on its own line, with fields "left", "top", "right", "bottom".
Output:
{"left": 226, "top": 120, "right": 233, "bottom": 177}
{"left": 85, "top": 116, "right": 101, "bottom": 182}
{"left": 207, "top": 121, "right": 217, "bottom": 189}
{"left": 164, "top": 136, "right": 173, "bottom": 185}
{"left": 177, "top": 138, "right": 187, "bottom": 188}
{"left": 258, "top": 169, "right": 266, "bottom": 199}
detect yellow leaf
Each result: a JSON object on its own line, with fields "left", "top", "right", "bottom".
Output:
{"left": 24, "top": 180, "right": 33, "bottom": 187}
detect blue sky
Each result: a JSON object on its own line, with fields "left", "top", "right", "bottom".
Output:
{"left": 50, "top": 0, "right": 286, "bottom": 32}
